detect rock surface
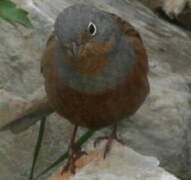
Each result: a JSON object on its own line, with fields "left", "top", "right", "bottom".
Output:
{"left": 49, "top": 141, "right": 179, "bottom": 180}
{"left": 138, "top": 0, "right": 191, "bottom": 30}
{"left": 0, "top": 0, "right": 191, "bottom": 180}
{"left": 0, "top": 89, "right": 29, "bottom": 128}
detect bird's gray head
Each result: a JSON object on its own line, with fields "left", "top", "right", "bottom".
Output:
{"left": 53, "top": 4, "right": 136, "bottom": 93}
{"left": 54, "top": 4, "right": 121, "bottom": 56}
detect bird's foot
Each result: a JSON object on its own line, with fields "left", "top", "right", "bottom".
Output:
{"left": 94, "top": 133, "right": 124, "bottom": 158}
{"left": 61, "top": 147, "right": 87, "bottom": 175}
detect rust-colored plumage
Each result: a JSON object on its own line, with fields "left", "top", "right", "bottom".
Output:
{"left": 41, "top": 6, "right": 149, "bottom": 174}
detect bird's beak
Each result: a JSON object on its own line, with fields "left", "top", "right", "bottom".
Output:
{"left": 71, "top": 42, "right": 79, "bottom": 57}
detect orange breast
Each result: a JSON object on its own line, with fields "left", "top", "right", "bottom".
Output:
{"left": 43, "top": 52, "right": 149, "bottom": 129}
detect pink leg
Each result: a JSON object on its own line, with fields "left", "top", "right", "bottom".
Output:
{"left": 94, "top": 123, "right": 124, "bottom": 158}
{"left": 61, "top": 125, "right": 87, "bottom": 175}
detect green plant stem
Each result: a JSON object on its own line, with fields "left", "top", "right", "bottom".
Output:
{"left": 29, "top": 117, "right": 47, "bottom": 180}
{"left": 34, "top": 129, "right": 96, "bottom": 180}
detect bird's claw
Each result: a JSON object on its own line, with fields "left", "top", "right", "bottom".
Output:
{"left": 61, "top": 148, "right": 87, "bottom": 175}
{"left": 94, "top": 134, "right": 125, "bottom": 159}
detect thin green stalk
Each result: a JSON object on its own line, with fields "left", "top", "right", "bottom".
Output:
{"left": 29, "top": 117, "right": 47, "bottom": 180}
{"left": 34, "top": 130, "right": 96, "bottom": 180}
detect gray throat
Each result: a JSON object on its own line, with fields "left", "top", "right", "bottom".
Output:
{"left": 53, "top": 36, "right": 136, "bottom": 94}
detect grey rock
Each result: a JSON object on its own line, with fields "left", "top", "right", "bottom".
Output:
{"left": 49, "top": 141, "right": 179, "bottom": 180}
{"left": 72, "top": 142, "right": 179, "bottom": 180}
{"left": 0, "top": 90, "right": 29, "bottom": 128}
{"left": 0, "top": 87, "right": 53, "bottom": 132}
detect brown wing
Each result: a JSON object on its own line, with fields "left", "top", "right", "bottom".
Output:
{"left": 111, "top": 13, "right": 149, "bottom": 74}
{"left": 40, "top": 33, "right": 57, "bottom": 74}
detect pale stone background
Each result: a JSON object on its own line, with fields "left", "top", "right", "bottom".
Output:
{"left": 50, "top": 142, "right": 179, "bottom": 180}
{"left": 0, "top": 0, "right": 191, "bottom": 179}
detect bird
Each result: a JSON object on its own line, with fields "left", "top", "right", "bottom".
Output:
{"left": 41, "top": 4, "right": 149, "bottom": 174}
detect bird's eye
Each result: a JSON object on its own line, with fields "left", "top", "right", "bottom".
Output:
{"left": 88, "top": 22, "right": 97, "bottom": 36}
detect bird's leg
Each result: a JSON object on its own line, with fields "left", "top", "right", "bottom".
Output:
{"left": 94, "top": 122, "right": 124, "bottom": 158}
{"left": 61, "top": 125, "right": 86, "bottom": 175}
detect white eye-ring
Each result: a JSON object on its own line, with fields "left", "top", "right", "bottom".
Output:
{"left": 88, "top": 22, "right": 97, "bottom": 36}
